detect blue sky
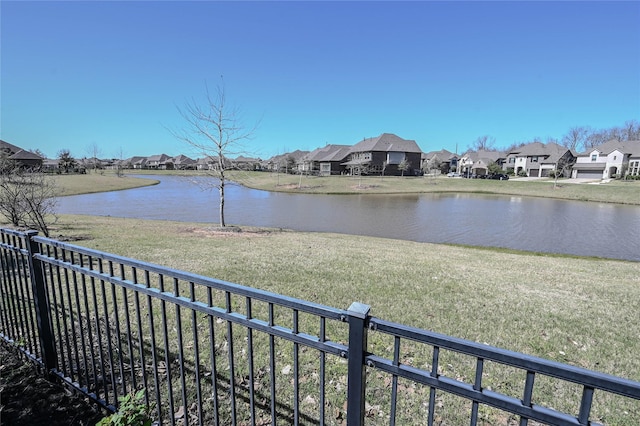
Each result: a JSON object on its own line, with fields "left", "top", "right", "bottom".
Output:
{"left": 2, "top": 1, "right": 639, "bottom": 160}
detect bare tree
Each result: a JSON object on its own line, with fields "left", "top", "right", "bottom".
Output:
{"left": 114, "top": 146, "right": 126, "bottom": 177}
{"left": 561, "top": 126, "right": 590, "bottom": 151}
{"left": 171, "top": 81, "right": 255, "bottom": 227}
{"left": 0, "top": 167, "right": 58, "bottom": 236}
{"left": 470, "top": 135, "right": 496, "bottom": 151}
{"left": 398, "top": 159, "right": 410, "bottom": 177}
{"left": 622, "top": 119, "right": 640, "bottom": 141}
{"left": 86, "top": 142, "right": 102, "bottom": 173}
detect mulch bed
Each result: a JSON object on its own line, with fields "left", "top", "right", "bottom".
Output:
{"left": 0, "top": 342, "right": 105, "bottom": 426}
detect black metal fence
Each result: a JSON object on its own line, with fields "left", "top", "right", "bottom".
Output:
{"left": 0, "top": 227, "right": 638, "bottom": 425}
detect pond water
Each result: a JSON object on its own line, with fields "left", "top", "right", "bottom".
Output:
{"left": 56, "top": 175, "right": 640, "bottom": 261}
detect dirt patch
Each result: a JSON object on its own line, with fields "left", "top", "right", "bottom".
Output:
{"left": 276, "top": 184, "right": 325, "bottom": 190}
{"left": 350, "top": 184, "right": 380, "bottom": 190}
{"left": 0, "top": 342, "right": 105, "bottom": 425}
{"left": 183, "top": 226, "right": 283, "bottom": 238}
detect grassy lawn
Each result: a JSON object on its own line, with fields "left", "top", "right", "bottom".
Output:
{"left": 52, "top": 173, "right": 159, "bottom": 196}
{"left": 51, "top": 214, "right": 640, "bottom": 423}
{"left": 231, "top": 170, "right": 640, "bottom": 205}
{"left": 115, "top": 169, "right": 640, "bottom": 205}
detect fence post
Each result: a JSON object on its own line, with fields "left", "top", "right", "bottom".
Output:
{"left": 346, "top": 302, "right": 371, "bottom": 426}
{"left": 25, "top": 230, "right": 58, "bottom": 371}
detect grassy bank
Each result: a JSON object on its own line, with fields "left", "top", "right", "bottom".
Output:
{"left": 49, "top": 215, "right": 640, "bottom": 423}
{"left": 119, "top": 169, "right": 640, "bottom": 205}
{"left": 55, "top": 215, "right": 639, "bottom": 376}
{"left": 233, "top": 170, "right": 640, "bottom": 205}
{"left": 54, "top": 170, "right": 640, "bottom": 205}
{"left": 52, "top": 173, "right": 159, "bottom": 196}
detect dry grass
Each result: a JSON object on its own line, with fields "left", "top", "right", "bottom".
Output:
{"left": 52, "top": 173, "right": 159, "bottom": 196}
{"left": 48, "top": 215, "right": 640, "bottom": 423}
{"left": 232, "top": 171, "right": 640, "bottom": 205}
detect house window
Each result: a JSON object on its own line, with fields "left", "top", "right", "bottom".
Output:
{"left": 629, "top": 160, "right": 640, "bottom": 176}
{"left": 591, "top": 154, "right": 598, "bottom": 162}
{"left": 387, "top": 152, "right": 405, "bottom": 165}
{"left": 531, "top": 156, "right": 538, "bottom": 163}
{"left": 509, "top": 157, "right": 515, "bottom": 163}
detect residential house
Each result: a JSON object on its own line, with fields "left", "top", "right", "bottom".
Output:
{"left": 572, "top": 140, "right": 640, "bottom": 179}
{"left": 459, "top": 150, "right": 505, "bottom": 177}
{"left": 263, "top": 150, "right": 309, "bottom": 173}
{"left": 422, "top": 149, "right": 459, "bottom": 174}
{"left": 505, "top": 142, "right": 573, "bottom": 177}
{"left": 233, "top": 156, "right": 262, "bottom": 171}
{"left": 171, "top": 154, "right": 196, "bottom": 170}
{"left": 300, "top": 144, "right": 351, "bottom": 176}
{"left": 196, "top": 156, "right": 216, "bottom": 171}
{"left": 146, "top": 154, "right": 172, "bottom": 169}
{"left": 122, "top": 156, "right": 148, "bottom": 169}
{"left": 0, "top": 140, "right": 44, "bottom": 169}
{"left": 342, "top": 133, "right": 423, "bottom": 176}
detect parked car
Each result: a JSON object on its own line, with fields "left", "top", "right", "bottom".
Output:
{"left": 447, "top": 172, "right": 461, "bottom": 177}
{"left": 489, "top": 173, "right": 509, "bottom": 180}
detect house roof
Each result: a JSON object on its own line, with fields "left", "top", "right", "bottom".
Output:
{"left": 464, "top": 150, "right": 505, "bottom": 163}
{"left": 10, "top": 149, "right": 43, "bottom": 161}
{"left": 304, "top": 144, "right": 351, "bottom": 162}
{"left": 578, "top": 139, "right": 640, "bottom": 156}
{"left": 423, "top": 149, "right": 457, "bottom": 162}
{"left": 350, "top": 133, "right": 422, "bottom": 154}
{"left": 172, "top": 154, "right": 195, "bottom": 164}
{"left": 267, "top": 150, "right": 309, "bottom": 164}
{"left": 0, "top": 140, "right": 24, "bottom": 154}
{"left": 147, "top": 154, "right": 170, "bottom": 162}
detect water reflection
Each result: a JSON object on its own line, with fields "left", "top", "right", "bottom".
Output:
{"left": 56, "top": 175, "right": 640, "bottom": 261}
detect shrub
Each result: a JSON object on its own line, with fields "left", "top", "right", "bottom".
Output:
{"left": 96, "top": 389, "right": 152, "bottom": 426}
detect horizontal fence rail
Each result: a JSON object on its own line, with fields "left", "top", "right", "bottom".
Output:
{"left": 0, "top": 228, "right": 638, "bottom": 425}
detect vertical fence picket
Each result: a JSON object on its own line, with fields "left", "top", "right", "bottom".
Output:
{"left": 71, "top": 252, "right": 89, "bottom": 388}
{"left": 428, "top": 346, "right": 440, "bottom": 426}
{"left": 225, "top": 291, "right": 237, "bottom": 426}
{"left": 145, "top": 269, "right": 163, "bottom": 423}
{"left": 174, "top": 277, "right": 188, "bottom": 426}
{"left": 389, "top": 336, "right": 400, "bottom": 426}
{"left": 292, "top": 308, "right": 300, "bottom": 426}
{"left": 319, "top": 316, "right": 326, "bottom": 426}
{"left": 121, "top": 264, "right": 136, "bottom": 394}
{"left": 519, "top": 370, "right": 535, "bottom": 426}
{"left": 191, "top": 282, "right": 203, "bottom": 426}
{"left": 207, "top": 287, "right": 220, "bottom": 425}
{"left": 246, "top": 297, "right": 256, "bottom": 426}
{"left": 79, "top": 254, "right": 99, "bottom": 396}
{"left": 268, "top": 302, "right": 277, "bottom": 425}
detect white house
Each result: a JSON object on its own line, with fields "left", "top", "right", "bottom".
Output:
{"left": 572, "top": 140, "right": 640, "bottom": 179}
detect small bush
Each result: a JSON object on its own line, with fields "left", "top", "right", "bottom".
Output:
{"left": 96, "top": 389, "right": 152, "bottom": 426}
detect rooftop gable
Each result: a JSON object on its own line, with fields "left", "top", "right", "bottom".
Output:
{"left": 350, "top": 133, "right": 422, "bottom": 153}
{"left": 305, "top": 144, "right": 352, "bottom": 162}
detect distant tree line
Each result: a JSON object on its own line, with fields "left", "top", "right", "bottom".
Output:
{"left": 469, "top": 119, "right": 640, "bottom": 153}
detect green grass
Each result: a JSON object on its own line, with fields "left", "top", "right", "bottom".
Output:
{"left": 231, "top": 170, "right": 640, "bottom": 205}
{"left": 49, "top": 215, "right": 640, "bottom": 424}
{"left": 52, "top": 173, "right": 159, "bottom": 196}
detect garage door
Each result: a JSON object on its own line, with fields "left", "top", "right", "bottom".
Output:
{"left": 529, "top": 169, "right": 539, "bottom": 177}
{"left": 576, "top": 170, "right": 603, "bottom": 179}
